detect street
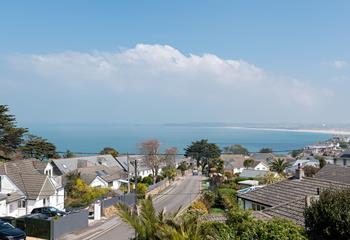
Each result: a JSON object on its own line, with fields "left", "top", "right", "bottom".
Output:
{"left": 93, "top": 175, "right": 202, "bottom": 240}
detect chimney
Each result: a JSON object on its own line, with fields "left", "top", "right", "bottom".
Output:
{"left": 295, "top": 163, "right": 304, "bottom": 179}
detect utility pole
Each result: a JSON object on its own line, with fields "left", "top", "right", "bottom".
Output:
{"left": 134, "top": 159, "right": 138, "bottom": 239}
{"left": 127, "top": 153, "right": 130, "bottom": 193}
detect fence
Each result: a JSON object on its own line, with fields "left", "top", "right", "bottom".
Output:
{"left": 10, "top": 210, "right": 89, "bottom": 240}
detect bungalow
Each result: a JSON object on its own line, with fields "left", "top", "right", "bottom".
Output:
{"left": 77, "top": 165, "right": 128, "bottom": 190}
{"left": 250, "top": 153, "right": 275, "bottom": 163}
{"left": 334, "top": 149, "right": 350, "bottom": 166}
{"left": 237, "top": 168, "right": 350, "bottom": 226}
{"left": 222, "top": 154, "right": 249, "bottom": 174}
{"left": 116, "top": 155, "right": 160, "bottom": 178}
{"left": 0, "top": 159, "right": 64, "bottom": 217}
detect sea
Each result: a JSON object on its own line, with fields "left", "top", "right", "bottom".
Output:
{"left": 25, "top": 124, "right": 333, "bottom": 155}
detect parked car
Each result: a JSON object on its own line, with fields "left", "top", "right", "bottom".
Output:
{"left": 192, "top": 169, "right": 198, "bottom": 175}
{"left": 31, "top": 207, "right": 67, "bottom": 217}
{"left": 0, "top": 220, "right": 26, "bottom": 240}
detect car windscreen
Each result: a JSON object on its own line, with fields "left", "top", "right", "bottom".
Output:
{"left": 0, "top": 221, "right": 15, "bottom": 229}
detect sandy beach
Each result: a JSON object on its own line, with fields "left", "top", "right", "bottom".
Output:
{"left": 226, "top": 126, "right": 350, "bottom": 135}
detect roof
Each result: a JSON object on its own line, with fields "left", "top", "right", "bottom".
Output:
{"left": 340, "top": 149, "right": 350, "bottom": 158}
{"left": 51, "top": 154, "right": 122, "bottom": 174}
{"left": 262, "top": 197, "right": 306, "bottom": 226}
{"left": 5, "top": 191, "right": 25, "bottom": 203}
{"left": 222, "top": 154, "right": 247, "bottom": 169}
{"left": 238, "top": 180, "right": 259, "bottom": 186}
{"left": 251, "top": 160, "right": 268, "bottom": 168}
{"left": 314, "top": 164, "right": 350, "bottom": 184}
{"left": 0, "top": 160, "right": 55, "bottom": 200}
{"left": 239, "top": 169, "right": 268, "bottom": 178}
{"left": 238, "top": 177, "right": 350, "bottom": 207}
{"left": 199, "top": 214, "right": 227, "bottom": 222}
{"left": 78, "top": 165, "right": 127, "bottom": 184}
{"left": 250, "top": 153, "right": 275, "bottom": 161}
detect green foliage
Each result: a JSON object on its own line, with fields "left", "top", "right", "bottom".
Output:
{"left": 62, "top": 149, "right": 75, "bottom": 158}
{"left": 305, "top": 188, "right": 350, "bottom": 240}
{"left": 208, "top": 157, "right": 224, "bottom": 173}
{"left": 243, "top": 158, "right": 255, "bottom": 168}
{"left": 315, "top": 155, "right": 326, "bottom": 168}
{"left": 269, "top": 158, "right": 290, "bottom": 175}
{"left": 223, "top": 144, "right": 249, "bottom": 155}
{"left": 21, "top": 134, "right": 59, "bottom": 160}
{"left": 142, "top": 176, "right": 154, "bottom": 186}
{"left": 339, "top": 141, "right": 349, "bottom": 149}
{"left": 259, "top": 172, "right": 284, "bottom": 185}
{"left": 162, "top": 166, "right": 177, "bottom": 181}
{"left": 177, "top": 161, "right": 189, "bottom": 176}
{"left": 303, "top": 165, "right": 319, "bottom": 177}
{"left": 99, "top": 147, "right": 119, "bottom": 157}
{"left": 290, "top": 149, "right": 303, "bottom": 158}
{"left": 198, "top": 221, "right": 235, "bottom": 240}
{"left": 259, "top": 148, "right": 273, "bottom": 153}
{"left": 0, "top": 105, "right": 27, "bottom": 160}
{"left": 226, "top": 209, "right": 306, "bottom": 240}
{"left": 67, "top": 178, "right": 109, "bottom": 208}
{"left": 136, "top": 183, "right": 148, "bottom": 199}
{"left": 201, "top": 190, "right": 217, "bottom": 209}
{"left": 189, "top": 200, "right": 208, "bottom": 214}
{"left": 184, "top": 139, "right": 221, "bottom": 172}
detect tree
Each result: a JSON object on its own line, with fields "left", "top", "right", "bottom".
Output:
{"left": 62, "top": 150, "right": 75, "bottom": 158}
{"left": 223, "top": 144, "right": 249, "bottom": 155}
{"left": 184, "top": 139, "right": 221, "bottom": 173}
{"left": 164, "top": 147, "right": 177, "bottom": 167}
{"left": 20, "top": 134, "right": 59, "bottom": 160}
{"left": 303, "top": 165, "right": 319, "bottom": 177}
{"left": 208, "top": 157, "right": 224, "bottom": 174}
{"left": 162, "top": 165, "right": 177, "bottom": 181}
{"left": 177, "top": 161, "right": 188, "bottom": 176}
{"left": 305, "top": 188, "right": 350, "bottom": 240}
{"left": 290, "top": 149, "right": 303, "bottom": 158}
{"left": 140, "top": 139, "right": 163, "bottom": 183}
{"left": 259, "top": 172, "right": 284, "bottom": 185}
{"left": 315, "top": 155, "right": 326, "bottom": 168}
{"left": 243, "top": 158, "right": 255, "bottom": 169}
{"left": 259, "top": 148, "right": 273, "bottom": 153}
{"left": 269, "top": 158, "right": 290, "bottom": 175}
{"left": 0, "top": 105, "right": 27, "bottom": 160}
{"left": 100, "top": 147, "right": 119, "bottom": 157}
{"left": 339, "top": 141, "right": 349, "bottom": 149}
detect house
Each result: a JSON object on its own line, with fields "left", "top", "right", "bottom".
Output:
{"left": 222, "top": 154, "right": 249, "bottom": 174}
{"left": 251, "top": 161, "right": 269, "bottom": 171}
{"left": 77, "top": 165, "right": 128, "bottom": 190}
{"left": 0, "top": 159, "right": 64, "bottom": 217}
{"left": 237, "top": 170, "right": 350, "bottom": 226}
{"left": 239, "top": 169, "right": 269, "bottom": 179}
{"left": 334, "top": 149, "right": 350, "bottom": 166}
{"left": 250, "top": 153, "right": 275, "bottom": 163}
{"left": 116, "top": 155, "right": 159, "bottom": 178}
{"left": 314, "top": 164, "right": 350, "bottom": 184}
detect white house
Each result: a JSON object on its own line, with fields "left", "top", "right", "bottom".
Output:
{"left": 0, "top": 160, "right": 64, "bottom": 217}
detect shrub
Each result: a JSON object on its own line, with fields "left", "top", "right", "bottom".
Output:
{"left": 201, "top": 190, "right": 216, "bottom": 209}
{"left": 198, "top": 221, "right": 235, "bottom": 240}
{"left": 305, "top": 188, "right": 350, "bottom": 240}
{"left": 189, "top": 200, "right": 208, "bottom": 214}
{"left": 136, "top": 183, "right": 148, "bottom": 199}
{"left": 142, "top": 176, "right": 154, "bottom": 186}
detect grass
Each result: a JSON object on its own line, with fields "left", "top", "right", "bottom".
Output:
{"left": 209, "top": 207, "right": 225, "bottom": 214}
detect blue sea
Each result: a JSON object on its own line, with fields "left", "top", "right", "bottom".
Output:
{"left": 25, "top": 124, "right": 333, "bottom": 155}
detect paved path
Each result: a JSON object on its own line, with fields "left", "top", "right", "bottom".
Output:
{"left": 86, "top": 175, "right": 202, "bottom": 240}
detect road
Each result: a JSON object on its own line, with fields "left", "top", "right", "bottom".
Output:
{"left": 94, "top": 175, "right": 202, "bottom": 240}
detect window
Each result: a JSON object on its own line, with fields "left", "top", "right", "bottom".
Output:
{"left": 43, "top": 197, "right": 50, "bottom": 206}
{"left": 17, "top": 200, "right": 26, "bottom": 208}
{"left": 252, "top": 203, "right": 266, "bottom": 211}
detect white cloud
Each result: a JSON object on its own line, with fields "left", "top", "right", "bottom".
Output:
{"left": 2, "top": 44, "right": 330, "bottom": 123}
{"left": 328, "top": 60, "right": 348, "bottom": 69}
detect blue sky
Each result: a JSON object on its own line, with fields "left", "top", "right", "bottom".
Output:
{"left": 0, "top": 1, "right": 349, "bottom": 124}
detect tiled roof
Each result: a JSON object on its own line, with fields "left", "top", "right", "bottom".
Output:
{"left": 237, "top": 177, "right": 350, "bottom": 207}
{"left": 5, "top": 191, "right": 25, "bottom": 203}
{"left": 222, "top": 154, "right": 247, "bottom": 169}
{"left": 78, "top": 165, "right": 127, "bottom": 184}
{"left": 52, "top": 154, "right": 123, "bottom": 174}
{"left": 340, "top": 149, "right": 350, "bottom": 158}
{"left": 0, "top": 160, "right": 55, "bottom": 200}
{"left": 262, "top": 197, "right": 306, "bottom": 226}
{"left": 239, "top": 169, "right": 268, "bottom": 178}
{"left": 314, "top": 164, "right": 350, "bottom": 184}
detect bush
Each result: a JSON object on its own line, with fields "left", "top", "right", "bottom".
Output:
{"left": 201, "top": 190, "right": 216, "bottom": 209}
{"left": 198, "top": 221, "right": 235, "bottom": 240}
{"left": 136, "top": 183, "right": 148, "bottom": 199}
{"left": 189, "top": 200, "right": 208, "bottom": 214}
{"left": 305, "top": 188, "right": 350, "bottom": 240}
{"left": 142, "top": 176, "right": 154, "bottom": 186}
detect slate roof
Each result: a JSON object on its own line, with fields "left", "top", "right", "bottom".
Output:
{"left": 340, "top": 149, "right": 350, "bottom": 158}
{"left": 237, "top": 177, "right": 350, "bottom": 207}
{"left": 78, "top": 165, "right": 127, "bottom": 184}
{"left": 250, "top": 153, "right": 275, "bottom": 161}
{"left": 239, "top": 169, "right": 268, "bottom": 178}
{"left": 0, "top": 160, "right": 55, "bottom": 200}
{"left": 222, "top": 154, "right": 247, "bottom": 169}
{"left": 5, "top": 191, "right": 25, "bottom": 203}
{"left": 261, "top": 197, "right": 306, "bottom": 226}
{"left": 52, "top": 154, "right": 122, "bottom": 174}
{"left": 314, "top": 164, "right": 350, "bottom": 184}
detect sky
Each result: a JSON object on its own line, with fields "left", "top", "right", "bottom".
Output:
{"left": 0, "top": 1, "right": 349, "bottom": 125}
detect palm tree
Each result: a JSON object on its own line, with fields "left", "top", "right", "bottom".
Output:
{"left": 269, "top": 158, "right": 290, "bottom": 175}
{"left": 243, "top": 159, "right": 255, "bottom": 169}
{"left": 116, "top": 198, "right": 202, "bottom": 240}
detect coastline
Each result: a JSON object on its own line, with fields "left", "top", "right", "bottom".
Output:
{"left": 225, "top": 126, "right": 350, "bottom": 135}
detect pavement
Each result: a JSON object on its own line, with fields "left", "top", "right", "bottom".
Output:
{"left": 61, "top": 174, "right": 202, "bottom": 240}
